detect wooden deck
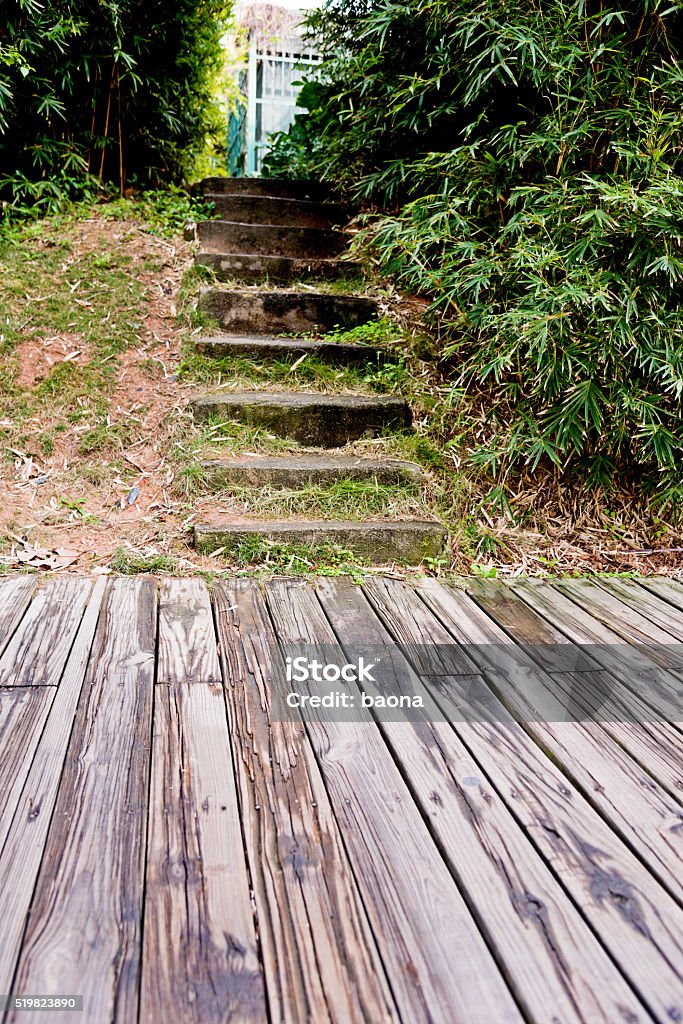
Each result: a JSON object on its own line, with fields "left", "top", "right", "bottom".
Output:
{"left": 0, "top": 574, "right": 681, "bottom": 1023}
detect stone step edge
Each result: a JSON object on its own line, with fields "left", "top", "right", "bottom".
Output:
{"left": 190, "top": 391, "right": 412, "bottom": 448}
{"left": 198, "top": 286, "right": 379, "bottom": 305}
{"left": 194, "top": 252, "right": 362, "bottom": 280}
{"left": 195, "top": 335, "right": 386, "bottom": 363}
{"left": 193, "top": 519, "right": 447, "bottom": 562}
{"left": 198, "top": 219, "right": 347, "bottom": 239}
{"left": 204, "top": 191, "right": 345, "bottom": 209}
{"left": 199, "top": 177, "right": 339, "bottom": 201}
{"left": 204, "top": 193, "right": 348, "bottom": 218}
{"left": 199, "top": 454, "right": 425, "bottom": 487}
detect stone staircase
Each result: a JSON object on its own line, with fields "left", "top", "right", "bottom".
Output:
{"left": 188, "top": 176, "right": 447, "bottom": 564}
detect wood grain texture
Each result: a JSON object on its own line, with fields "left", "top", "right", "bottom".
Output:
{"left": 157, "top": 578, "right": 221, "bottom": 685}
{"left": 0, "top": 579, "right": 107, "bottom": 1000}
{"left": 507, "top": 579, "right": 683, "bottom": 723}
{"left": 0, "top": 689, "right": 54, "bottom": 853}
{"left": 266, "top": 578, "right": 523, "bottom": 1024}
{"left": 141, "top": 578, "right": 265, "bottom": 1024}
{"left": 366, "top": 577, "right": 683, "bottom": 1024}
{"left": 553, "top": 578, "right": 683, "bottom": 665}
{"left": 0, "top": 577, "right": 38, "bottom": 656}
{"left": 0, "top": 577, "right": 92, "bottom": 686}
{"left": 596, "top": 578, "right": 683, "bottom": 644}
{"left": 7, "top": 579, "right": 156, "bottom": 1024}
{"left": 640, "top": 577, "right": 683, "bottom": 613}
{"left": 418, "top": 580, "right": 683, "bottom": 905}
{"left": 214, "top": 579, "right": 398, "bottom": 1024}
{"left": 467, "top": 580, "right": 683, "bottom": 804}
{"left": 321, "top": 577, "right": 650, "bottom": 1024}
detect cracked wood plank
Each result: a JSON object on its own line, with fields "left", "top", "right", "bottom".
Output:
{"left": 365, "top": 577, "right": 683, "bottom": 1024}
{"left": 7, "top": 578, "right": 156, "bottom": 1024}
{"left": 141, "top": 578, "right": 266, "bottom": 1023}
{"left": 568, "top": 578, "right": 683, "bottom": 646}
{"left": 265, "top": 578, "right": 523, "bottom": 1024}
{"left": 0, "top": 577, "right": 92, "bottom": 687}
{"left": 213, "top": 579, "right": 398, "bottom": 1024}
{"left": 319, "top": 577, "right": 651, "bottom": 1024}
{"left": 0, "top": 578, "right": 107, "bottom": 1002}
{"left": 0, "top": 576, "right": 38, "bottom": 657}
{"left": 0, "top": 688, "right": 54, "bottom": 857}
{"left": 418, "top": 580, "right": 683, "bottom": 906}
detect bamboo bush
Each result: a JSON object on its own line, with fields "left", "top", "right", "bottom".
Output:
{"left": 0, "top": 0, "right": 233, "bottom": 212}
{"left": 266, "top": 0, "right": 683, "bottom": 506}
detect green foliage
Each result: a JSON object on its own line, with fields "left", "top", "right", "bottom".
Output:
{"left": 0, "top": 0, "right": 233, "bottom": 213}
{"left": 270, "top": 0, "right": 683, "bottom": 506}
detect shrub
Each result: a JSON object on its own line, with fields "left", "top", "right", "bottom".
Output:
{"left": 269, "top": 0, "right": 683, "bottom": 506}
{"left": 0, "top": 0, "right": 233, "bottom": 213}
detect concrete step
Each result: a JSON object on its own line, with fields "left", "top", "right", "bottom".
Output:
{"left": 191, "top": 391, "right": 411, "bottom": 447}
{"left": 197, "top": 220, "right": 345, "bottom": 259}
{"left": 194, "top": 519, "right": 447, "bottom": 563}
{"left": 200, "top": 177, "right": 336, "bottom": 202}
{"left": 199, "top": 288, "right": 378, "bottom": 335}
{"left": 199, "top": 454, "right": 424, "bottom": 488}
{"left": 195, "top": 252, "right": 361, "bottom": 283}
{"left": 195, "top": 334, "right": 385, "bottom": 366}
{"left": 205, "top": 194, "right": 347, "bottom": 229}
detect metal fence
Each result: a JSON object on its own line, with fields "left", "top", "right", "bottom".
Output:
{"left": 238, "top": 32, "right": 320, "bottom": 175}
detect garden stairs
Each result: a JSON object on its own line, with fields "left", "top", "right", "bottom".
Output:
{"left": 188, "top": 176, "right": 446, "bottom": 563}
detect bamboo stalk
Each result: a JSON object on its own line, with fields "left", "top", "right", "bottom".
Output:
{"left": 99, "top": 60, "right": 116, "bottom": 180}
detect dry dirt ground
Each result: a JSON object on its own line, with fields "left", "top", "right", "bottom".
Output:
{"left": 1, "top": 200, "right": 681, "bottom": 578}
{"left": 0, "top": 205, "right": 222, "bottom": 575}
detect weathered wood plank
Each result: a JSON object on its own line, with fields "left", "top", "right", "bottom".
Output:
{"left": 0, "top": 688, "right": 55, "bottom": 854}
{"left": 596, "top": 578, "right": 683, "bottom": 643}
{"left": 265, "top": 578, "right": 523, "bottom": 1024}
{"left": 0, "top": 576, "right": 38, "bottom": 656}
{"left": 156, "top": 577, "right": 221, "bottom": 685}
{"left": 321, "top": 578, "right": 651, "bottom": 1024}
{"left": 467, "top": 580, "right": 683, "bottom": 803}
{"left": 0, "top": 577, "right": 92, "bottom": 686}
{"left": 418, "top": 580, "right": 683, "bottom": 905}
{"left": 7, "top": 579, "right": 156, "bottom": 1024}
{"left": 0, "top": 579, "right": 107, "bottom": 1000}
{"left": 556, "top": 578, "right": 683, "bottom": 652}
{"left": 369, "top": 577, "right": 683, "bottom": 1023}
{"left": 640, "top": 577, "right": 683, "bottom": 613}
{"left": 214, "top": 580, "right": 398, "bottom": 1024}
{"left": 141, "top": 578, "right": 266, "bottom": 1024}
{"left": 507, "top": 579, "right": 683, "bottom": 724}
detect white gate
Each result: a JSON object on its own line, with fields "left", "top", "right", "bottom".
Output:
{"left": 245, "top": 32, "right": 320, "bottom": 175}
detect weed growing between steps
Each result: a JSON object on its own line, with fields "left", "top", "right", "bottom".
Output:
{"left": 227, "top": 537, "right": 368, "bottom": 581}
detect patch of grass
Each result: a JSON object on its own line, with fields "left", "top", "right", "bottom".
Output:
{"left": 199, "top": 478, "right": 425, "bottom": 520}
{"left": 177, "top": 348, "right": 407, "bottom": 394}
{"left": 177, "top": 263, "right": 219, "bottom": 330}
{"left": 227, "top": 538, "right": 369, "bottom": 580}
{"left": 110, "top": 547, "right": 178, "bottom": 575}
{"left": 175, "top": 460, "right": 210, "bottom": 496}
{"left": 173, "top": 416, "right": 294, "bottom": 464}
{"left": 77, "top": 418, "right": 133, "bottom": 455}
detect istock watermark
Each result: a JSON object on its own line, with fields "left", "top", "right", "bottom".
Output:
{"left": 268, "top": 643, "right": 683, "bottom": 723}
{"left": 286, "top": 655, "right": 378, "bottom": 683}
